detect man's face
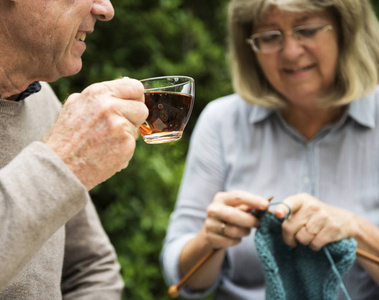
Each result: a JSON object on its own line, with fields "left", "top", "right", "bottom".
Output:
{"left": 3, "top": 0, "right": 114, "bottom": 82}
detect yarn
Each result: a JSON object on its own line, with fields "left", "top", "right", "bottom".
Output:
{"left": 255, "top": 210, "right": 357, "bottom": 300}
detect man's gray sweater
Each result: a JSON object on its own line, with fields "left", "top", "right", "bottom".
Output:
{"left": 0, "top": 82, "right": 123, "bottom": 299}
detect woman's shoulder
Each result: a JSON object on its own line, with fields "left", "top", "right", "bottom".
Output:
{"left": 201, "top": 93, "right": 255, "bottom": 120}
{"left": 361, "top": 85, "right": 379, "bottom": 110}
{"left": 349, "top": 85, "right": 379, "bottom": 129}
{"left": 205, "top": 93, "right": 248, "bottom": 110}
{"left": 201, "top": 93, "right": 272, "bottom": 126}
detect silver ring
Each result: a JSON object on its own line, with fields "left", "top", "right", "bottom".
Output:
{"left": 220, "top": 222, "right": 226, "bottom": 235}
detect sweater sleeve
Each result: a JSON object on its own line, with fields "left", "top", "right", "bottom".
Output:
{"left": 0, "top": 141, "right": 90, "bottom": 291}
{"left": 61, "top": 199, "right": 124, "bottom": 299}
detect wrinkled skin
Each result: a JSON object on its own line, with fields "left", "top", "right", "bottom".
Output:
{"left": 45, "top": 78, "right": 148, "bottom": 190}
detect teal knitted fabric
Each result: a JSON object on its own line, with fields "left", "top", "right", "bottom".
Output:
{"left": 255, "top": 212, "right": 357, "bottom": 300}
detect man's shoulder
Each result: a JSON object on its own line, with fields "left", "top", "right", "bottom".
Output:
{"left": 31, "top": 82, "right": 61, "bottom": 103}
{"left": 26, "top": 82, "right": 62, "bottom": 112}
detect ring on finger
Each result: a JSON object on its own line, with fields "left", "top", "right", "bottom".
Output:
{"left": 305, "top": 225, "right": 316, "bottom": 235}
{"left": 220, "top": 222, "right": 226, "bottom": 235}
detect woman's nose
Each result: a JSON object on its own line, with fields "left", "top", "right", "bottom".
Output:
{"left": 92, "top": 0, "right": 115, "bottom": 22}
{"left": 281, "top": 35, "right": 305, "bottom": 60}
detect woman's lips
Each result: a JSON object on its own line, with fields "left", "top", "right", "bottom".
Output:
{"left": 283, "top": 65, "right": 315, "bottom": 74}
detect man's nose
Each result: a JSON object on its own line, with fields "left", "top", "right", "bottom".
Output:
{"left": 92, "top": 0, "right": 115, "bottom": 22}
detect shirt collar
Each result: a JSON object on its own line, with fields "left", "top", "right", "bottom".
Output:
{"left": 247, "top": 89, "right": 377, "bottom": 129}
{"left": 248, "top": 103, "right": 275, "bottom": 124}
{"left": 0, "top": 81, "right": 41, "bottom": 101}
{"left": 347, "top": 91, "right": 376, "bottom": 128}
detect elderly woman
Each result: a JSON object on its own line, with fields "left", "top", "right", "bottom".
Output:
{"left": 160, "top": 0, "right": 379, "bottom": 299}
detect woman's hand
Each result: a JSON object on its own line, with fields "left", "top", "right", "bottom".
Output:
{"left": 275, "top": 193, "right": 356, "bottom": 250}
{"left": 178, "top": 191, "right": 269, "bottom": 290}
{"left": 201, "top": 191, "right": 270, "bottom": 249}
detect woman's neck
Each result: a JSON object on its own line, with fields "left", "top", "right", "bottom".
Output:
{"left": 281, "top": 104, "right": 346, "bottom": 140}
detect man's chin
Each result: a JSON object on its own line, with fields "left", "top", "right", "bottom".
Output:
{"left": 41, "top": 59, "right": 83, "bottom": 83}
{"left": 63, "top": 61, "right": 83, "bottom": 77}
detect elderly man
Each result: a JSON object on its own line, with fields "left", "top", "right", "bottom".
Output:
{"left": 0, "top": 0, "right": 148, "bottom": 299}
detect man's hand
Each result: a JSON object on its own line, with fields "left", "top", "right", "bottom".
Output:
{"left": 45, "top": 77, "right": 148, "bottom": 190}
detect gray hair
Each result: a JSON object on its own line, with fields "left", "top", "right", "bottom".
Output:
{"left": 228, "top": 0, "right": 379, "bottom": 108}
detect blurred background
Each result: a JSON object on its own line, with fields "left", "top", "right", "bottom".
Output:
{"left": 50, "top": 1, "right": 379, "bottom": 299}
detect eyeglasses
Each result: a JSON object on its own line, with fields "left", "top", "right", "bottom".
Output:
{"left": 246, "top": 24, "right": 334, "bottom": 53}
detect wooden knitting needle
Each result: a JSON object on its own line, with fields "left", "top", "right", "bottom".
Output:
{"left": 356, "top": 248, "right": 379, "bottom": 265}
{"left": 168, "top": 249, "right": 218, "bottom": 298}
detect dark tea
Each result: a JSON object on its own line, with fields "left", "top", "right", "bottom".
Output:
{"left": 139, "top": 91, "right": 194, "bottom": 143}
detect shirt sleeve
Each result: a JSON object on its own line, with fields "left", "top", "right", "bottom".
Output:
{"left": 160, "top": 101, "right": 227, "bottom": 298}
{"left": 61, "top": 199, "right": 124, "bottom": 299}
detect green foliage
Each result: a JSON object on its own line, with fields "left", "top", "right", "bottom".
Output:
{"left": 91, "top": 140, "right": 187, "bottom": 299}
{"left": 50, "top": 0, "right": 232, "bottom": 299}
{"left": 373, "top": 0, "right": 379, "bottom": 13}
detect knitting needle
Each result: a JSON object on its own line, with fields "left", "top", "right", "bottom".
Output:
{"left": 356, "top": 248, "right": 379, "bottom": 265}
{"left": 168, "top": 249, "right": 217, "bottom": 298}
{"left": 167, "top": 197, "right": 274, "bottom": 298}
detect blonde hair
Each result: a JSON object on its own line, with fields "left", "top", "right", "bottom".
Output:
{"left": 228, "top": 0, "right": 379, "bottom": 108}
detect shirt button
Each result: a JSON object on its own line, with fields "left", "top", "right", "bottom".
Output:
{"left": 303, "top": 177, "right": 310, "bottom": 184}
